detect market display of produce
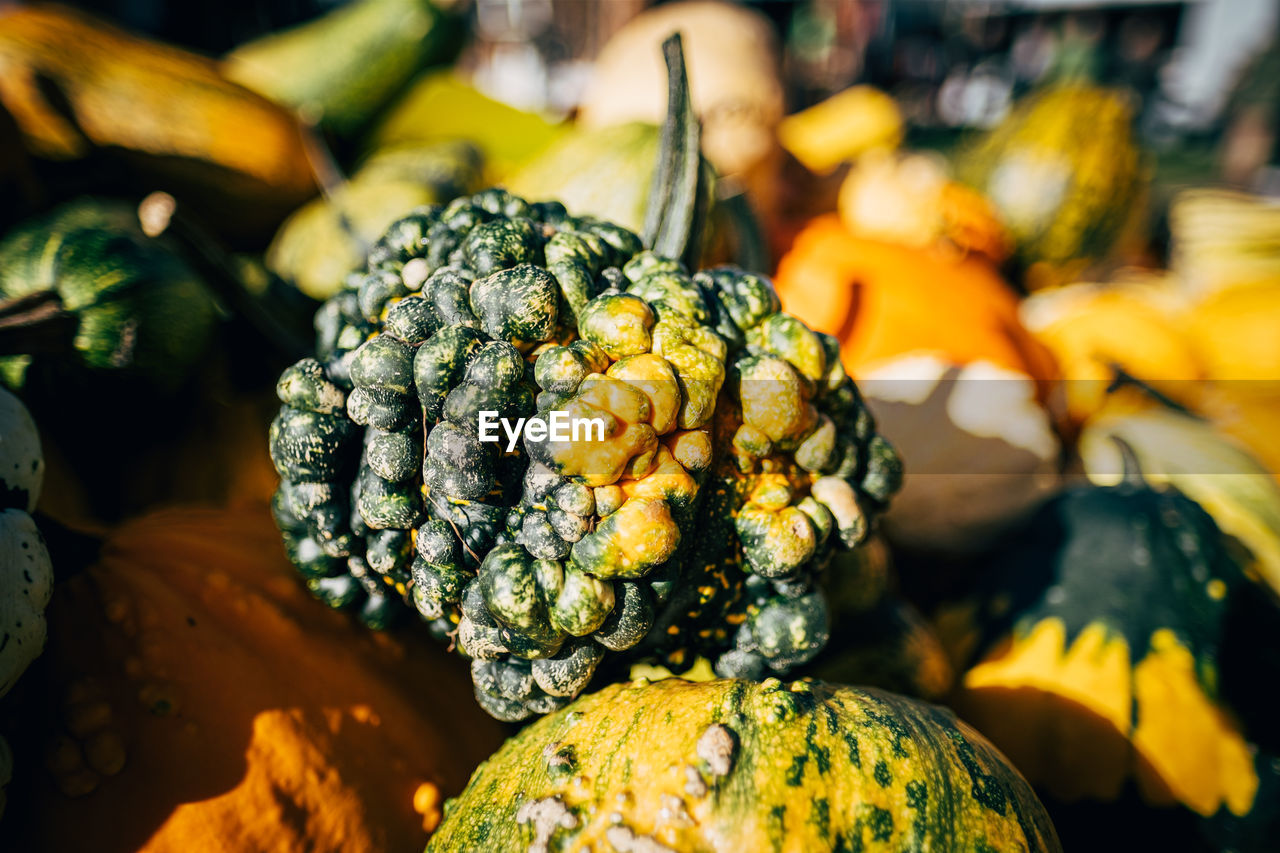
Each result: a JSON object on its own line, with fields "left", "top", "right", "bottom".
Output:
{"left": 1, "top": 1, "right": 1278, "bottom": 851}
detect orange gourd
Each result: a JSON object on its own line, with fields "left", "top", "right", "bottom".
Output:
{"left": 9, "top": 507, "right": 504, "bottom": 852}
{"left": 774, "top": 214, "right": 1062, "bottom": 554}
{"left": 776, "top": 214, "right": 1055, "bottom": 388}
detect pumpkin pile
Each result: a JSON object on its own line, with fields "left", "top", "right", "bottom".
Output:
{"left": 3, "top": 3, "right": 1280, "bottom": 852}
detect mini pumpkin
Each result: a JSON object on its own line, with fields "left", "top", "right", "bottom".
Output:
{"left": 774, "top": 214, "right": 1062, "bottom": 554}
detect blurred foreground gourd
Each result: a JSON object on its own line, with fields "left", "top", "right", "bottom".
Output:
{"left": 11, "top": 507, "right": 504, "bottom": 853}
{"left": 0, "top": 199, "right": 217, "bottom": 393}
{"left": 0, "top": 388, "right": 53, "bottom": 820}
{"left": 428, "top": 676, "right": 1062, "bottom": 852}
{"left": 0, "top": 390, "right": 51, "bottom": 692}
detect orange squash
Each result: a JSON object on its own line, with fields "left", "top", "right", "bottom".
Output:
{"left": 774, "top": 214, "right": 1062, "bottom": 554}
{"left": 776, "top": 215, "right": 1055, "bottom": 386}
{"left": 9, "top": 507, "right": 504, "bottom": 853}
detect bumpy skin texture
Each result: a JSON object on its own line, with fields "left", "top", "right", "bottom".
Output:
{"left": 427, "top": 677, "right": 1062, "bottom": 853}
{"left": 269, "top": 189, "right": 900, "bottom": 720}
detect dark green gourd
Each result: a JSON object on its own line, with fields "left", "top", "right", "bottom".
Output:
{"left": 0, "top": 200, "right": 217, "bottom": 392}
{"left": 267, "top": 37, "right": 901, "bottom": 720}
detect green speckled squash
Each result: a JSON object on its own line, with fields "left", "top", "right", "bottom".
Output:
{"left": 428, "top": 677, "right": 1062, "bottom": 852}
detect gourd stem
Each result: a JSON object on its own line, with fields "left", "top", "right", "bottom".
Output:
{"left": 642, "top": 33, "right": 706, "bottom": 269}
{"left": 1111, "top": 435, "right": 1146, "bottom": 486}
{"left": 0, "top": 291, "right": 77, "bottom": 357}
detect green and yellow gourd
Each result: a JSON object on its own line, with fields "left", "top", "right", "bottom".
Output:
{"left": 950, "top": 441, "right": 1279, "bottom": 847}
{"left": 268, "top": 38, "right": 901, "bottom": 721}
{"left": 958, "top": 84, "right": 1145, "bottom": 290}
{"left": 0, "top": 200, "right": 217, "bottom": 392}
{"left": 429, "top": 676, "right": 1061, "bottom": 852}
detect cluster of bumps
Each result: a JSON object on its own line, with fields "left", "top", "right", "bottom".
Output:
{"left": 269, "top": 189, "right": 902, "bottom": 720}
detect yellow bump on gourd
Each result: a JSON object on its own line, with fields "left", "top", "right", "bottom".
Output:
{"left": 607, "top": 353, "right": 681, "bottom": 435}
{"left": 619, "top": 447, "right": 698, "bottom": 507}
{"left": 576, "top": 374, "right": 652, "bottom": 425}
{"left": 748, "top": 473, "right": 793, "bottom": 512}
{"left": 665, "top": 429, "right": 712, "bottom": 473}
{"left": 585, "top": 498, "right": 682, "bottom": 579}
{"left": 738, "top": 357, "right": 817, "bottom": 444}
